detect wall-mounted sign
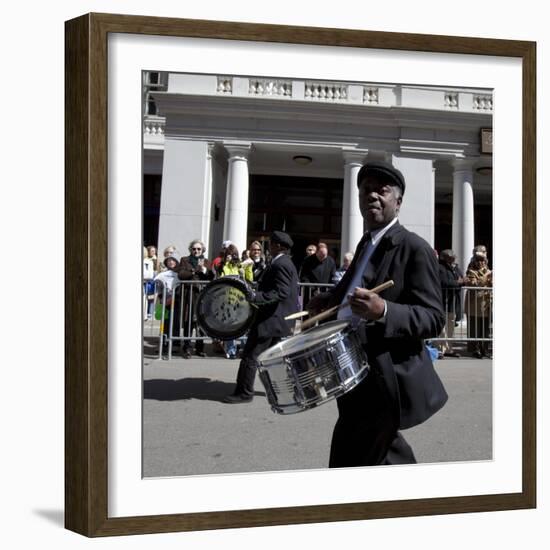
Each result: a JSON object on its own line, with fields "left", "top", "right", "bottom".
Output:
{"left": 481, "top": 127, "right": 493, "bottom": 154}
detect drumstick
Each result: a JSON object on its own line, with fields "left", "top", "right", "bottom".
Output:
{"left": 284, "top": 310, "right": 310, "bottom": 321}
{"left": 300, "top": 280, "right": 394, "bottom": 331}
{"left": 284, "top": 280, "right": 395, "bottom": 321}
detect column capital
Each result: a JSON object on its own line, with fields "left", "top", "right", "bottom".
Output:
{"left": 206, "top": 141, "right": 216, "bottom": 160}
{"left": 342, "top": 147, "right": 368, "bottom": 165}
{"left": 223, "top": 141, "right": 252, "bottom": 161}
{"left": 451, "top": 157, "right": 477, "bottom": 172}
{"left": 367, "top": 150, "right": 393, "bottom": 164}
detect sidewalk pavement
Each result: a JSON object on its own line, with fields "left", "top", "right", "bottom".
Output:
{"left": 143, "top": 340, "right": 492, "bottom": 478}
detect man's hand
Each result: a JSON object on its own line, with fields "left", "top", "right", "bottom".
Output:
{"left": 348, "top": 287, "right": 386, "bottom": 320}
{"left": 306, "top": 292, "right": 331, "bottom": 316}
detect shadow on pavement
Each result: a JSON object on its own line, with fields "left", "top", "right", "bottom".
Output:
{"left": 144, "top": 377, "right": 266, "bottom": 403}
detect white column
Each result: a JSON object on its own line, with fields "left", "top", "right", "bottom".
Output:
{"left": 223, "top": 142, "right": 251, "bottom": 252}
{"left": 341, "top": 150, "right": 367, "bottom": 263}
{"left": 451, "top": 158, "right": 476, "bottom": 272}
{"left": 202, "top": 143, "right": 214, "bottom": 254}
{"left": 157, "top": 139, "right": 209, "bottom": 256}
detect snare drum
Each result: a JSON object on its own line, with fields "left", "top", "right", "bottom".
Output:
{"left": 257, "top": 320, "right": 369, "bottom": 414}
{"left": 196, "top": 277, "right": 256, "bottom": 340}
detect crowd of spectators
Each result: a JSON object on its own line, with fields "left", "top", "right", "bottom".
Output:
{"left": 435, "top": 244, "right": 493, "bottom": 359}
{"left": 144, "top": 238, "right": 493, "bottom": 360}
{"left": 143, "top": 238, "right": 281, "bottom": 359}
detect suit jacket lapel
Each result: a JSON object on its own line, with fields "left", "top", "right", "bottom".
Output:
{"left": 361, "top": 223, "right": 403, "bottom": 289}
{"left": 329, "top": 232, "right": 370, "bottom": 306}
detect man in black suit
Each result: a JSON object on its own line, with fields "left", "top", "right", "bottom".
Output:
{"left": 299, "top": 242, "right": 336, "bottom": 284}
{"left": 308, "top": 161, "right": 447, "bottom": 466}
{"left": 224, "top": 231, "right": 299, "bottom": 403}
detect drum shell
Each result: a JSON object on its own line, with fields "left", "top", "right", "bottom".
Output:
{"left": 257, "top": 322, "right": 369, "bottom": 414}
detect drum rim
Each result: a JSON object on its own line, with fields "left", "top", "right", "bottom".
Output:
{"left": 257, "top": 320, "right": 354, "bottom": 365}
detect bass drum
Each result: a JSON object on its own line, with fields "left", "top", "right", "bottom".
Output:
{"left": 257, "top": 320, "right": 369, "bottom": 414}
{"left": 195, "top": 277, "right": 256, "bottom": 340}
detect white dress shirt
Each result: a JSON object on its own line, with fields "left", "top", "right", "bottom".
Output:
{"left": 337, "top": 217, "right": 398, "bottom": 324}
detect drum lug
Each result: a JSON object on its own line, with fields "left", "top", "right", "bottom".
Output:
{"left": 325, "top": 344, "right": 338, "bottom": 365}
{"left": 285, "top": 358, "right": 306, "bottom": 406}
{"left": 315, "top": 344, "right": 337, "bottom": 399}
{"left": 313, "top": 376, "right": 328, "bottom": 400}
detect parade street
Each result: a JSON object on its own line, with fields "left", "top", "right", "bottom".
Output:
{"left": 143, "top": 345, "right": 492, "bottom": 478}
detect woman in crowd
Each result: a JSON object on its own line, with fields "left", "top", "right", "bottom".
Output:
{"left": 211, "top": 240, "right": 232, "bottom": 277}
{"left": 160, "top": 245, "right": 178, "bottom": 272}
{"left": 177, "top": 239, "right": 213, "bottom": 358}
{"left": 143, "top": 246, "right": 155, "bottom": 321}
{"left": 146, "top": 245, "right": 159, "bottom": 273}
{"left": 218, "top": 244, "right": 253, "bottom": 359}
{"left": 464, "top": 250, "right": 493, "bottom": 358}
{"left": 153, "top": 253, "right": 181, "bottom": 352}
{"left": 248, "top": 240, "right": 266, "bottom": 283}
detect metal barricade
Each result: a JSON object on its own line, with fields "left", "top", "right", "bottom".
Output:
{"left": 159, "top": 280, "right": 210, "bottom": 359}
{"left": 297, "top": 282, "right": 334, "bottom": 312}
{"left": 143, "top": 279, "right": 169, "bottom": 359}
{"left": 143, "top": 280, "right": 338, "bottom": 360}
{"left": 429, "top": 286, "right": 493, "bottom": 354}
{"left": 144, "top": 279, "right": 492, "bottom": 359}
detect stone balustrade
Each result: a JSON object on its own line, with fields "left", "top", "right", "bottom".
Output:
{"left": 248, "top": 79, "right": 292, "bottom": 97}
{"left": 444, "top": 92, "right": 459, "bottom": 109}
{"left": 473, "top": 94, "right": 493, "bottom": 111}
{"left": 143, "top": 116, "right": 166, "bottom": 147}
{"left": 304, "top": 82, "right": 348, "bottom": 101}
{"left": 217, "top": 77, "right": 233, "bottom": 94}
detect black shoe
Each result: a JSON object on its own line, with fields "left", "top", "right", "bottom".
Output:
{"left": 223, "top": 394, "right": 253, "bottom": 404}
{"left": 473, "top": 351, "right": 483, "bottom": 359}
{"left": 195, "top": 350, "right": 206, "bottom": 358}
{"left": 181, "top": 348, "right": 192, "bottom": 359}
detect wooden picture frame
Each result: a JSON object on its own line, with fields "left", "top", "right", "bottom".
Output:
{"left": 65, "top": 12, "right": 536, "bottom": 537}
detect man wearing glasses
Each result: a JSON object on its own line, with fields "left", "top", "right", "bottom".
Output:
{"left": 177, "top": 239, "right": 214, "bottom": 358}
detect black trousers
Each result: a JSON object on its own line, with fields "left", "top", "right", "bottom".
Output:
{"left": 329, "top": 367, "right": 416, "bottom": 467}
{"left": 233, "top": 329, "right": 281, "bottom": 397}
{"left": 181, "top": 318, "right": 204, "bottom": 352}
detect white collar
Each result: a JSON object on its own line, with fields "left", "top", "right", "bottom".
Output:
{"left": 369, "top": 217, "right": 398, "bottom": 245}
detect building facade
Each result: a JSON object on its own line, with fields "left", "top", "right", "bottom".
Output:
{"left": 143, "top": 71, "right": 493, "bottom": 271}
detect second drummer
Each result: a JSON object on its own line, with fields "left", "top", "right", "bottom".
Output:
{"left": 223, "top": 231, "right": 299, "bottom": 404}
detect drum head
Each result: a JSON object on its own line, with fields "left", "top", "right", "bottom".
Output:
{"left": 258, "top": 320, "right": 350, "bottom": 361}
{"left": 196, "top": 277, "right": 256, "bottom": 340}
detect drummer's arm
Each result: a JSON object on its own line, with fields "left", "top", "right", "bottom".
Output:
{"left": 382, "top": 245, "right": 444, "bottom": 340}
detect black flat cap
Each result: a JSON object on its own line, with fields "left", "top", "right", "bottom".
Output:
{"left": 356, "top": 161, "right": 406, "bottom": 195}
{"left": 271, "top": 230, "right": 293, "bottom": 249}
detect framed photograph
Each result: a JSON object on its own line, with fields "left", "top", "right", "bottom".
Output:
{"left": 65, "top": 13, "right": 536, "bottom": 536}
